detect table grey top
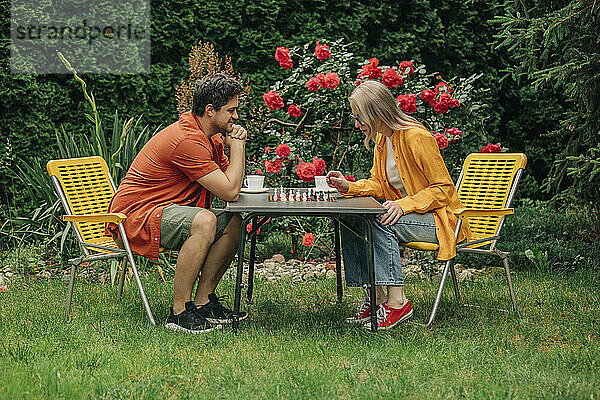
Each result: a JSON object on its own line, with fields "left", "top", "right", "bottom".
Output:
{"left": 225, "top": 188, "right": 385, "bottom": 215}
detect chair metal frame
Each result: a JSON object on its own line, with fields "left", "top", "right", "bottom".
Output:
{"left": 403, "top": 153, "right": 527, "bottom": 328}
{"left": 47, "top": 156, "right": 156, "bottom": 325}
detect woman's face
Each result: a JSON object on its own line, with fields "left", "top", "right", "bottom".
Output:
{"left": 350, "top": 103, "right": 369, "bottom": 136}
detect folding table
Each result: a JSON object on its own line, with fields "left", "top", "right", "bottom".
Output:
{"left": 226, "top": 189, "right": 385, "bottom": 331}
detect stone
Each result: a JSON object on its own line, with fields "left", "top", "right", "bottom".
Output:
{"left": 454, "top": 263, "right": 466, "bottom": 273}
{"left": 315, "top": 270, "right": 326, "bottom": 279}
{"left": 458, "top": 270, "right": 474, "bottom": 282}
{"left": 326, "top": 269, "right": 336, "bottom": 279}
{"left": 263, "top": 260, "right": 280, "bottom": 268}
{"left": 271, "top": 254, "right": 286, "bottom": 263}
{"left": 0, "top": 275, "right": 4, "bottom": 284}
{"left": 37, "top": 270, "right": 51, "bottom": 279}
{"left": 303, "top": 271, "right": 315, "bottom": 280}
{"left": 325, "top": 263, "right": 336, "bottom": 271}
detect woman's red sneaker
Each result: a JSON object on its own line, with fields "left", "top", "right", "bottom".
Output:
{"left": 363, "top": 301, "right": 413, "bottom": 330}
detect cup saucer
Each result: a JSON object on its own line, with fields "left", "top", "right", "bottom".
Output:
{"left": 314, "top": 187, "right": 337, "bottom": 193}
{"left": 240, "top": 187, "right": 269, "bottom": 194}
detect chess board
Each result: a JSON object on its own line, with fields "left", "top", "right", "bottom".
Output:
{"left": 268, "top": 188, "right": 336, "bottom": 202}
{"left": 268, "top": 194, "right": 336, "bottom": 202}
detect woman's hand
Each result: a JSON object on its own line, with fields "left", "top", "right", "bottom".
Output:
{"left": 379, "top": 200, "right": 403, "bottom": 225}
{"left": 325, "top": 170, "right": 349, "bottom": 193}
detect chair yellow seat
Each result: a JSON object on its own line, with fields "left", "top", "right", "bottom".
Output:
{"left": 401, "top": 153, "right": 527, "bottom": 328}
{"left": 403, "top": 241, "right": 439, "bottom": 252}
{"left": 47, "top": 156, "right": 155, "bottom": 325}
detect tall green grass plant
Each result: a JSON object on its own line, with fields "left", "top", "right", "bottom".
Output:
{"left": 0, "top": 53, "right": 160, "bottom": 257}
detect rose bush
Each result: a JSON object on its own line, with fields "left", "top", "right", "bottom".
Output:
{"left": 246, "top": 38, "right": 499, "bottom": 257}
{"left": 252, "top": 38, "right": 499, "bottom": 186}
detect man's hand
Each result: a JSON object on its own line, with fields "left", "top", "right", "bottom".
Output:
{"left": 379, "top": 200, "right": 403, "bottom": 225}
{"left": 224, "top": 124, "right": 247, "bottom": 147}
{"left": 325, "top": 170, "right": 349, "bottom": 193}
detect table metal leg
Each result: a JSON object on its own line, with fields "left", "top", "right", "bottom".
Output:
{"left": 364, "top": 217, "right": 377, "bottom": 332}
{"left": 333, "top": 219, "right": 343, "bottom": 304}
{"left": 233, "top": 216, "right": 251, "bottom": 333}
{"left": 247, "top": 216, "right": 258, "bottom": 304}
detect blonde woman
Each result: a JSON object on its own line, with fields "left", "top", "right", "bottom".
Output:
{"left": 326, "top": 80, "right": 470, "bottom": 330}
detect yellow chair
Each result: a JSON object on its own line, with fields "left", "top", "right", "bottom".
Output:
{"left": 47, "top": 156, "right": 155, "bottom": 325}
{"left": 403, "top": 153, "right": 527, "bottom": 328}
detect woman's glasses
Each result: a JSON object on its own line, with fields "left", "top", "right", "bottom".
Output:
{"left": 350, "top": 113, "right": 365, "bottom": 126}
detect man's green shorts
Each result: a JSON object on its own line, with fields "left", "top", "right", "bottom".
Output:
{"left": 160, "top": 204, "right": 234, "bottom": 250}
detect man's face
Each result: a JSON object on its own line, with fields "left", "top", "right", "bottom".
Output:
{"left": 212, "top": 95, "right": 239, "bottom": 134}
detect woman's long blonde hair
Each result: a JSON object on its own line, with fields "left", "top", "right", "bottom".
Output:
{"left": 349, "top": 80, "right": 423, "bottom": 148}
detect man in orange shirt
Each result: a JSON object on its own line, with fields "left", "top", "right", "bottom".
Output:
{"left": 109, "top": 74, "right": 247, "bottom": 334}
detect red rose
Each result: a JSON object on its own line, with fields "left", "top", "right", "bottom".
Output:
{"left": 437, "top": 92, "right": 451, "bottom": 105}
{"left": 344, "top": 174, "right": 356, "bottom": 182}
{"left": 433, "top": 101, "right": 449, "bottom": 114}
{"left": 445, "top": 127, "right": 463, "bottom": 142}
{"left": 448, "top": 98, "right": 460, "bottom": 108}
{"left": 315, "top": 73, "right": 326, "bottom": 87}
{"left": 481, "top": 144, "right": 501, "bottom": 153}
{"left": 323, "top": 72, "right": 340, "bottom": 89}
{"left": 279, "top": 59, "right": 293, "bottom": 69}
{"left": 398, "top": 60, "right": 414, "bottom": 75}
{"left": 312, "top": 157, "right": 326, "bottom": 175}
{"left": 247, "top": 222, "right": 261, "bottom": 235}
{"left": 382, "top": 68, "right": 404, "bottom": 88}
{"left": 263, "top": 90, "right": 284, "bottom": 110}
{"left": 275, "top": 46, "right": 290, "bottom": 62}
{"left": 256, "top": 169, "right": 263, "bottom": 175}
{"left": 276, "top": 143, "right": 291, "bottom": 159}
{"left": 432, "top": 93, "right": 451, "bottom": 114}
{"left": 307, "top": 77, "right": 320, "bottom": 91}
{"left": 275, "top": 46, "right": 293, "bottom": 69}
{"left": 265, "top": 146, "right": 271, "bottom": 152}
{"left": 315, "top": 41, "right": 331, "bottom": 61}
{"left": 264, "top": 159, "right": 283, "bottom": 173}
{"left": 433, "top": 133, "right": 449, "bottom": 149}
{"left": 302, "top": 232, "right": 315, "bottom": 246}
{"left": 396, "top": 93, "right": 417, "bottom": 114}
{"left": 435, "top": 81, "right": 453, "bottom": 94}
{"left": 421, "top": 89, "right": 436, "bottom": 103}
{"left": 288, "top": 104, "right": 302, "bottom": 117}
{"left": 296, "top": 162, "right": 316, "bottom": 182}
{"left": 359, "top": 58, "right": 382, "bottom": 80}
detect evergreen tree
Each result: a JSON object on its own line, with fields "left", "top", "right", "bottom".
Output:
{"left": 494, "top": 0, "right": 600, "bottom": 205}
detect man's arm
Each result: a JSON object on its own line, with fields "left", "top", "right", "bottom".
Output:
{"left": 196, "top": 125, "right": 246, "bottom": 202}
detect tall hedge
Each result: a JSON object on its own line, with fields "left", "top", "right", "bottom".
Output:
{"left": 0, "top": 0, "right": 568, "bottom": 220}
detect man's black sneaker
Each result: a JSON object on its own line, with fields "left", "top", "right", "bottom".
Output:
{"left": 165, "top": 301, "right": 222, "bottom": 334}
{"left": 196, "top": 293, "right": 248, "bottom": 324}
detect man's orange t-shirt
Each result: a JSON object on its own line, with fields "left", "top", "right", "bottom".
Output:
{"left": 108, "top": 111, "right": 229, "bottom": 260}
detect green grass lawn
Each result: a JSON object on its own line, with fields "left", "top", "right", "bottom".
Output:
{"left": 1, "top": 268, "right": 598, "bottom": 399}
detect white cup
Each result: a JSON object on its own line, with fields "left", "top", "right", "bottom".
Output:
{"left": 314, "top": 175, "right": 328, "bottom": 190}
{"left": 244, "top": 175, "right": 264, "bottom": 190}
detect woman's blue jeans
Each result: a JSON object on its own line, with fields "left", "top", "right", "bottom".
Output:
{"left": 340, "top": 212, "right": 438, "bottom": 287}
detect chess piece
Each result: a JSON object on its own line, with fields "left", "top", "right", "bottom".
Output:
{"left": 302, "top": 192, "right": 307, "bottom": 201}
